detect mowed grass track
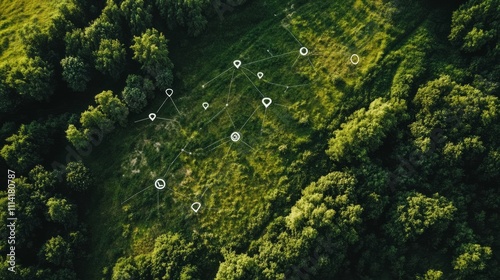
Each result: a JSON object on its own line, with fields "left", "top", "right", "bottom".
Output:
{"left": 82, "top": 0, "right": 426, "bottom": 278}
{"left": 0, "top": 0, "right": 67, "bottom": 67}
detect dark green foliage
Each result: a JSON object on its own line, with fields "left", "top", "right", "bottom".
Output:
{"left": 39, "top": 235, "right": 74, "bottom": 267}
{"left": 60, "top": 56, "right": 90, "bottom": 92}
{"left": 94, "top": 39, "right": 126, "bottom": 79}
{"left": 6, "top": 56, "right": 54, "bottom": 101}
{"left": 131, "top": 28, "right": 174, "bottom": 89}
{"left": 120, "top": 0, "right": 152, "bottom": 35}
{"left": 111, "top": 233, "right": 199, "bottom": 280}
{"left": 65, "top": 161, "right": 93, "bottom": 192}
{"left": 154, "top": 0, "right": 209, "bottom": 36}
{"left": 327, "top": 98, "right": 407, "bottom": 163}
{"left": 1, "top": 121, "right": 54, "bottom": 172}
{"left": 46, "top": 197, "right": 77, "bottom": 227}
{"left": 388, "top": 192, "right": 456, "bottom": 241}
{"left": 66, "top": 90, "right": 128, "bottom": 148}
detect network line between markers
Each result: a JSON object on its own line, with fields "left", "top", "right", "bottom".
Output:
{"left": 240, "top": 68, "right": 265, "bottom": 98}
{"left": 240, "top": 66, "right": 309, "bottom": 89}
{"left": 243, "top": 50, "right": 296, "bottom": 66}
{"left": 202, "top": 66, "right": 234, "bottom": 88}
{"left": 128, "top": 22, "right": 319, "bottom": 214}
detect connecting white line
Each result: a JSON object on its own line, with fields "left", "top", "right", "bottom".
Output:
{"left": 241, "top": 140, "right": 254, "bottom": 151}
{"left": 240, "top": 68, "right": 265, "bottom": 98}
{"left": 122, "top": 186, "right": 153, "bottom": 204}
{"left": 283, "top": 25, "right": 304, "bottom": 46}
{"left": 261, "top": 108, "right": 268, "bottom": 135}
{"left": 204, "top": 106, "right": 227, "bottom": 126}
{"left": 240, "top": 106, "right": 259, "bottom": 131}
{"left": 226, "top": 110, "right": 236, "bottom": 128}
{"left": 204, "top": 137, "right": 228, "bottom": 150}
{"left": 170, "top": 97, "right": 181, "bottom": 114}
{"left": 244, "top": 51, "right": 296, "bottom": 65}
{"left": 157, "top": 97, "right": 169, "bottom": 113}
{"left": 291, "top": 54, "right": 301, "bottom": 67}
{"left": 202, "top": 66, "right": 233, "bottom": 88}
{"left": 209, "top": 139, "right": 232, "bottom": 151}
{"left": 228, "top": 69, "right": 235, "bottom": 104}
{"left": 134, "top": 118, "right": 150, "bottom": 123}
{"left": 127, "top": 21, "right": 320, "bottom": 215}
{"left": 164, "top": 142, "right": 190, "bottom": 177}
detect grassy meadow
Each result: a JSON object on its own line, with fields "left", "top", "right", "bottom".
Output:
{"left": 0, "top": 0, "right": 69, "bottom": 67}
{"left": 80, "top": 0, "right": 433, "bottom": 278}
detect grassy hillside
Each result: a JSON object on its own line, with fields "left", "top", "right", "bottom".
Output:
{"left": 0, "top": 0, "right": 68, "bottom": 67}
{"left": 81, "top": 0, "right": 433, "bottom": 278}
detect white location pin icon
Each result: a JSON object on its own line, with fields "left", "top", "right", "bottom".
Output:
{"left": 149, "top": 113, "right": 157, "bottom": 121}
{"left": 155, "top": 179, "right": 166, "bottom": 189}
{"left": 202, "top": 102, "right": 209, "bottom": 110}
{"left": 165, "top": 88, "right": 174, "bottom": 97}
{"left": 257, "top": 72, "right": 264, "bottom": 79}
{"left": 262, "top": 97, "right": 272, "bottom": 108}
{"left": 191, "top": 202, "right": 201, "bottom": 213}
{"left": 233, "top": 60, "right": 242, "bottom": 69}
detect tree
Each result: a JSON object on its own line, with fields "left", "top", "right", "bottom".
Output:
{"left": 66, "top": 124, "right": 89, "bottom": 150}
{"left": 327, "top": 98, "right": 407, "bottom": 162}
{"left": 154, "top": 0, "right": 209, "bottom": 36}
{"left": 60, "top": 56, "right": 90, "bottom": 92}
{"left": 120, "top": 0, "right": 152, "bottom": 35}
{"left": 94, "top": 39, "right": 126, "bottom": 80}
{"left": 95, "top": 90, "right": 129, "bottom": 127}
{"left": 131, "top": 28, "right": 173, "bottom": 88}
{"left": 46, "top": 197, "right": 77, "bottom": 228}
{"left": 80, "top": 105, "right": 115, "bottom": 133}
{"left": 391, "top": 192, "right": 456, "bottom": 241}
{"left": 417, "top": 269, "right": 444, "bottom": 280}
{"left": 453, "top": 243, "right": 492, "bottom": 276}
{"left": 65, "top": 28, "right": 92, "bottom": 59}
{"left": 112, "top": 257, "right": 139, "bottom": 280}
{"left": 7, "top": 56, "right": 54, "bottom": 101}
{"left": 65, "top": 161, "right": 93, "bottom": 192}
{"left": 150, "top": 233, "right": 199, "bottom": 279}
{"left": 1, "top": 121, "right": 53, "bottom": 172}
{"left": 215, "top": 252, "right": 261, "bottom": 280}
{"left": 121, "top": 75, "right": 153, "bottom": 113}
{"left": 19, "top": 23, "right": 49, "bottom": 58}
{"left": 39, "top": 236, "right": 74, "bottom": 267}
{"left": 449, "top": 0, "right": 499, "bottom": 53}
{"left": 29, "top": 165, "right": 57, "bottom": 192}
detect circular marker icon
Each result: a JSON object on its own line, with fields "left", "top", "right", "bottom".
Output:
{"left": 262, "top": 97, "right": 272, "bottom": 108}
{"left": 230, "top": 132, "right": 241, "bottom": 142}
{"left": 149, "top": 113, "right": 157, "bottom": 121}
{"left": 257, "top": 72, "right": 264, "bottom": 79}
{"left": 155, "top": 179, "right": 166, "bottom": 190}
{"left": 165, "top": 88, "right": 174, "bottom": 97}
{"left": 202, "top": 102, "right": 209, "bottom": 110}
{"left": 191, "top": 202, "right": 201, "bottom": 213}
{"left": 233, "top": 60, "right": 242, "bottom": 69}
{"left": 350, "top": 54, "right": 360, "bottom": 65}
{"left": 299, "top": 47, "right": 309, "bottom": 56}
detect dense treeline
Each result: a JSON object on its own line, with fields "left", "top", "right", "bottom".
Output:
{"left": 0, "top": 0, "right": 499, "bottom": 279}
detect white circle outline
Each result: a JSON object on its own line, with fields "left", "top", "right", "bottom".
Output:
{"left": 299, "top": 47, "right": 309, "bottom": 56}
{"left": 350, "top": 54, "right": 360, "bottom": 65}
{"left": 155, "top": 179, "right": 166, "bottom": 190}
{"left": 230, "top": 132, "right": 241, "bottom": 142}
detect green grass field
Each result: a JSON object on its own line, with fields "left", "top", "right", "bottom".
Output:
{"left": 0, "top": 0, "right": 66, "bottom": 67}
{"left": 79, "top": 0, "right": 434, "bottom": 278}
